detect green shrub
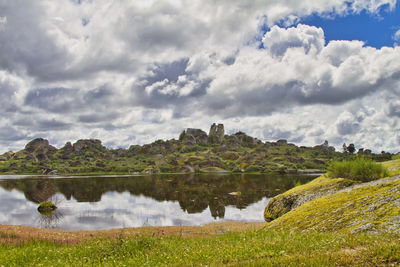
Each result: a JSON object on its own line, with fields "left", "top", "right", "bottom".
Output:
{"left": 37, "top": 201, "right": 57, "bottom": 214}
{"left": 327, "top": 157, "right": 388, "bottom": 182}
{"left": 392, "top": 153, "right": 400, "bottom": 160}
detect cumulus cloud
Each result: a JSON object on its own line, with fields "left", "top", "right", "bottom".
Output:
{"left": 201, "top": 24, "right": 400, "bottom": 119}
{"left": 263, "top": 24, "right": 325, "bottom": 57}
{"left": 0, "top": 0, "right": 399, "bottom": 153}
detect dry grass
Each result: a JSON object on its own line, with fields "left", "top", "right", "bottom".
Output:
{"left": 0, "top": 222, "right": 266, "bottom": 245}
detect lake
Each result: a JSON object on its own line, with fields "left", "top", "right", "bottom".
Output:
{"left": 0, "top": 173, "right": 317, "bottom": 231}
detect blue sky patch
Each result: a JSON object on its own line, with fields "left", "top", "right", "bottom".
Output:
{"left": 302, "top": 2, "right": 400, "bottom": 48}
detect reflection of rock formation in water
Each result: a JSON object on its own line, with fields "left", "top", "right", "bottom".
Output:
{"left": 0, "top": 178, "right": 58, "bottom": 203}
{"left": 209, "top": 198, "right": 225, "bottom": 218}
{"left": 0, "top": 174, "right": 314, "bottom": 219}
{"left": 38, "top": 210, "right": 63, "bottom": 229}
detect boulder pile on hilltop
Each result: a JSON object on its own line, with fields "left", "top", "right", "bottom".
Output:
{"left": 0, "top": 124, "right": 395, "bottom": 175}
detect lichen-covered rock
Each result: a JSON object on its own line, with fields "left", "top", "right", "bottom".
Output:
{"left": 232, "top": 131, "right": 262, "bottom": 147}
{"left": 267, "top": 175, "right": 400, "bottom": 233}
{"left": 72, "top": 139, "right": 105, "bottom": 152}
{"left": 264, "top": 176, "right": 356, "bottom": 222}
{"left": 25, "top": 138, "right": 50, "bottom": 153}
{"left": 25, "top": 138, "right": 56, "bottom": 155}
{"left": 276, "top": 139, "right": 287, "bottom": 145}
{"left": 208, "top": 123, "right": 225, "bottom": 144}
{"left": 180, "top": 128, "right": 208, "bottom": 145}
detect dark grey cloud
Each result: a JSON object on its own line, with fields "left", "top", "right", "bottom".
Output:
{"left": 24, "top": 88, "right": 81, "bottom": 113}
{"left": 36, "top": 119, "right": 72, "bottom": 131}
{"left": 337, "top": 121, "right": 360, "bottom": 135}
{"left": 146, "top": 59, "right": 189, "bottom": 85}
{"left": 0, "top": 126, "right": 27, "bottom": 142}
{"left": 116, "top": 3, "right": 209, "bottom": 56}
{"left": 83, "top": 86, "right": 113, "bottom": 102}
{"left": 0, "top": 1, "right": 70, "bottom": 81}
{"left": 24, "top": 85, "right": 119, "bottom": 114}
{"left": 78, "top": 112, "right": 120, "bottom": 123}
{"left": 387, "top": 102, "right": 400, "bottom": 117}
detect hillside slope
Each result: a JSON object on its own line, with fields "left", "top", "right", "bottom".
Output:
{"left": 0, "top": 124, "right": 362, "bottom": 175}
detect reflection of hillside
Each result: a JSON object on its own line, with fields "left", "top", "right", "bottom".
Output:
{"left": 0, "top": 174, "right": 314, "bottom": 219}
{"left": 0, "top": 179, "right": 57, "bottom": 203}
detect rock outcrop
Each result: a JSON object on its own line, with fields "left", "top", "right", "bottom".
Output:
{"left": 208, "top": 123, "right": 225, "bottom": 144}
{"left": 24, "top": 138, "right": 57, "bottom": 161}
{"left": 25, "top": 138, "right": 57, "bottom": 154}
{"left": 180, "top": 128, "right": 208, "bottom": 145}
{"left": 231, "top": 131, "right": 262, "bottom": 147}
{"left": 264, "top": 176, "right": 356, "bottom": 222}
{"left": 72, "top": 139, "right": 105, "bottom": 152}
{"left": 266, "top": 175, "right": 400, "bottom": 233}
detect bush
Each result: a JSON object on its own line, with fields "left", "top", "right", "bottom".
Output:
{"left": 392, "top": 153, "right": 400, "bottom": 160}
{"left": 327, "top": 157, "right": 388, "bottom": 182}
{"left": 37, "top": 201, "right": 57, "bottom": 213}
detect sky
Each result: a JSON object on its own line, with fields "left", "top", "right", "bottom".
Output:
{"left": 1, "top": 0, "right": 400, "bottom": 153}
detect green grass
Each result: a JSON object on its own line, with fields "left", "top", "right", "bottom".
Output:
{"left": 327, "top": 157, "right": 388, "bottom": 182}
{"left": 1, "top": 230, "right": 399, "bottom": 266}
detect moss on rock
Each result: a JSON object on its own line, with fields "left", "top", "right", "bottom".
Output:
{"left": 267, "top": 177, "right": 400, "bottom": 233}
{"left": 37, "top": 201, "right": 57, "bottom": 213}
{"left": 264, "top": 176, "right": 357, "bottom": 222}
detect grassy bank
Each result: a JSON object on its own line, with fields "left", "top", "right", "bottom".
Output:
{"left": 1, "top": 225, "right": 399, "bottom": 266}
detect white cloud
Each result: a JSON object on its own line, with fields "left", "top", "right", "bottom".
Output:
{"left": 394, "top": 29, "right": 400, "bottom": 42}
{"left": 263, "top": 24, "right": 325, "bottom": 57}
{"left": 202, "top": 25, "right": 400, "bottom": 116}
{"left": 0, "top": 16, "right": 6, "bottom": 31}
{"left": 0, "top": 0, "right": 399, "bottom": 153}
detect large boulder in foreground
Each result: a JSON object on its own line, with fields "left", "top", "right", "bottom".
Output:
{"left": 264, "top": 176, "right": 356, "bottom": 222}
{"left": 267, "top": 175, "right": 400, "bottom": 233}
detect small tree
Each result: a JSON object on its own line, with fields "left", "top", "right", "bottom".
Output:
{"left": 342, "top": 143, "right": 348, "bottom": 153}
{"left": 347, "top": 144, "right": 356, "bottom": 154}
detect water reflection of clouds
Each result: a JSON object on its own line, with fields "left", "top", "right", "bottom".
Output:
{"left": 0, "top": 188, "right": 38, "bottom": 226}
{"left": 0, "top": 188, "right": 269, "bottom": 231}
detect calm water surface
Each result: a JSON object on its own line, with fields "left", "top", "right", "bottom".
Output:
{"left": 0, "top": 174, "right": 316, "bottom": 230}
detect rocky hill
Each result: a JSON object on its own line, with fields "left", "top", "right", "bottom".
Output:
{"left": 0, "top": 124, "right": 393, "bottom": 175}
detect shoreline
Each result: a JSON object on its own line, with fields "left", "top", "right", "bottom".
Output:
{"left": 0, "top": 170, "right": 325, "bottom": 178}
{"left": 0, "top": 222, "right": 266, "bottom": 244}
